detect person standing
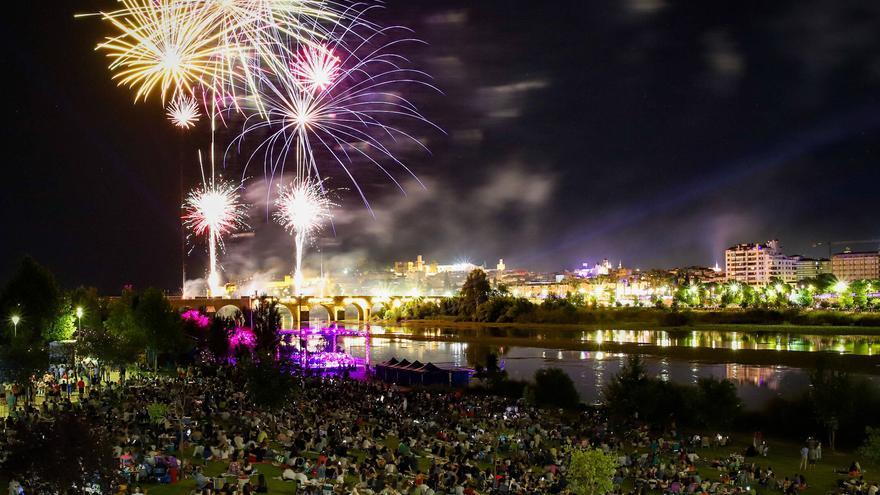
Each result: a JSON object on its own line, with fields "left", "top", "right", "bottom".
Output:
{"left": 807, "top": 438, "right": 818, "bottom": 469}
{"left": 7, "top": 479, "right": 22, "bottom": 495}
{"left": 799, "top": 445, "right": 809, "bottom": 470}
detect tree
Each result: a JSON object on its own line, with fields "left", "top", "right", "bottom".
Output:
{"left": 250, "top": 298, "right": 281, "bottom": 360}
{"left": 69, "top": 286, "right": 104, "bottom": 332}
{"left": 241, "top": 355, "right": 298, "bottom": 410}
{"left": 3, "top": 412, "right": 119, "bottom": 494}
{"left": 45, "top": 296, "right": 77, "bottom": 342}
{"left": 852, "top": 280, "right": 870, "bottom": 309}
{"left": 567, "top": 447, "right": 618, "bottom": 495}
{"left": 603, "top": 354, "right": 648, "bottom": 421}
{"left": 102, "top": 290, "right": 147, "bottom": 365}
{"left": 207, "top": 316, "right": 235, "bottom": 361}
{"left": 0, "top": 256, "right": 63, "bottom": 345}
{"left": 693, "top": 377, "right": 742, "bottom": 428}
{"left": 135, "top": 287, "right": 184, "bottom": 366}
{"left": 810, "top": 364, "right": 853, "bottom": 451}
{"left": 859, "top": 427, "right": 880, "bottom": 464}
{"left": 528, "top": 367, "right": 580, "bottom": 409}
{"left": 460, "top": 269, "right": 491, "bottom": 318}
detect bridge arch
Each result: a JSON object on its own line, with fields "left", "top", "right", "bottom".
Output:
{"left": 216, "top": 304, "right": 243, "bottom": 321}
{"left": 276, "top": 304, "right": 296, "bottom": 329}
{"left": 307, "top": 303, "right": 334, "bottom": 323}
{"left": 342, "top": 298, "right": 371, "bottom": 322}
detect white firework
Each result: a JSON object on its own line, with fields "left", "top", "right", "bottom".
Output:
{"left": 167, "top": 94, "right": 203, "bottom": 128}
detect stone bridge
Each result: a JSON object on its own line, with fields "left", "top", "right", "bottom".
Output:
{"left": 167, "top": 295, "right": 442, "bottom": 327}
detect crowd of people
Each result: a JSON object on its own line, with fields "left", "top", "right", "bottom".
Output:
{"left": 0, "top": 362, "right": 877, "bottom": 495}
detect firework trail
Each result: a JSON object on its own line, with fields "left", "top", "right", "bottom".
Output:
{"left": 182, "top": 168, "right": 249, "bottom": 296}
{"left": 274, "top": 179, "right": 336, "bottom": 294}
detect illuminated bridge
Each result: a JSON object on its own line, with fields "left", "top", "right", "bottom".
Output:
{"left": 167, "top": 295, "right": 442, "bottom": 327}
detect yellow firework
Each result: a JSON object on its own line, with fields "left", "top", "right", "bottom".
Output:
{"left": 96, "top": 0, "right": 226, "bottom": 102}
{"left": 194, "top": 0, "right": 345, "bottom": 110}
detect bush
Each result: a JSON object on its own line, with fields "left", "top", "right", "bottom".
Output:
{"left": 527, "top": 367, "right": 580, "bottom": 409}
{"left": 692, "top": 377, "right": 742, "bottom": 428}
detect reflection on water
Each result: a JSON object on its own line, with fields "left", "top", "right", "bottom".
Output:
{"left": 310, "top": 324, "right": 880, "bottom": 410}
{"left": 370, "top": 326, "right": 879, "bottom": 355}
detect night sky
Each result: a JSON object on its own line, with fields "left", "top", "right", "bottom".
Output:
{"left": 2, "top": 0, "right": 879, "bottom": 293}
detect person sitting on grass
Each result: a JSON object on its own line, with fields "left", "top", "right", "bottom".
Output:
{"left": 194, "top": 467, "right": 210, "bottom": 490}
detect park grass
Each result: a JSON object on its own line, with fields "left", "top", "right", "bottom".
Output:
{"left": 130, "top": 433, "right": 879, "bottom": 495}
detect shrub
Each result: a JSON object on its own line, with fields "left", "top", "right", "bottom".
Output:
{"left": 527, "top": 367, "right": 580, "bottom": 409}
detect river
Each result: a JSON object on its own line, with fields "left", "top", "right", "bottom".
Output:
{"left": 304, "top": 324, "right": 880, "bottom": 409}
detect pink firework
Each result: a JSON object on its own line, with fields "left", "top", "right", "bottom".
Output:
{"left": 291, "top": 44, "right": 341, "bottom": 92}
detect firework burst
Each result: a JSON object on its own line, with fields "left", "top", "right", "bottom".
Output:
{"left": 292, "top": 44, "right": 341, "bottom": 92}
{"left": 94, "top": 0, "right": 226, "bottom": 102}
{"left": 232, "top": 34, "right": 440, "bottom": 207}
{"left": 167, "top": 94, "right": 203, "bottom": 128}
{"left": 183, "top": 178, "right": 249, "bottom": 295}
{"left": 274, "top": 179, "right": 336, "bottom": 294}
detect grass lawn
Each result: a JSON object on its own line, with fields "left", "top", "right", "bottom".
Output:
{"left": 130, "top": 434, "right": 878, "bottom": 495}
{"left": 666, "top": 434, "right": 877, "bottom": 495}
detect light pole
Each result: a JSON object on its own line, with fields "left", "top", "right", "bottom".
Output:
{"left": 76, "top": 306, "right": 83, "bottom": 332}
{"left": 10, "top": 315, "right": 20, "bottom": 338}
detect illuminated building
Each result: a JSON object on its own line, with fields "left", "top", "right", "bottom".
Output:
{"left": 725, "top": 239, "right": 797, "bottom": 286}
{"left": 793, "top": 256, "right": 831, "bottom": 281}
{"left": 832, "top": 249, "right": 880, "bottom": 281}
{"left": 393, "top": 255, "right": 438, "bottom": 276}
{"left": 574, "top": 259, "right": 613, "bottom": 278}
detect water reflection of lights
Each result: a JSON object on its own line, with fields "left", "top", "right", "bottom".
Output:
{"left": 594, "top": 355, "right": 605, "bottom": 398}
{"left": 731, "top": 332, "right": 741, "bottom": 351}
{"left": 724, "top": 364, "right": 781, "bottom": 390}
{"left": 658, "top": 357, "right": 670, "bottom": 382}
{"left": 658, "top": 331, "right": 671, "bottom": 347}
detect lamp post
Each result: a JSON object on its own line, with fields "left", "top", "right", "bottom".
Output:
{"left": 10, "top": 315, "right": 20, "bottom": 338}
{"left": 76, "top": 306, "right": 83, "bottom": 332}
{"left": 74, "top": 307, "right": 85, "bottom": 384}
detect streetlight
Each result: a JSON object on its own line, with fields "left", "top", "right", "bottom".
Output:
{"left": 76, "top": 306, "right": 84, "bottom": 332}
{"left": 10, "top": 315, "right": 20, "bottom": 338}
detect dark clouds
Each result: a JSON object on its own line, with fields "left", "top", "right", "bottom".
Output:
{"left": 2, "top": 0, "right": 879, "bottom": 292}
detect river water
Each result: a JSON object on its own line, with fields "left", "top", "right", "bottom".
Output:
{"left": 313, "top": 325, "right": 880, "bottom": 409}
